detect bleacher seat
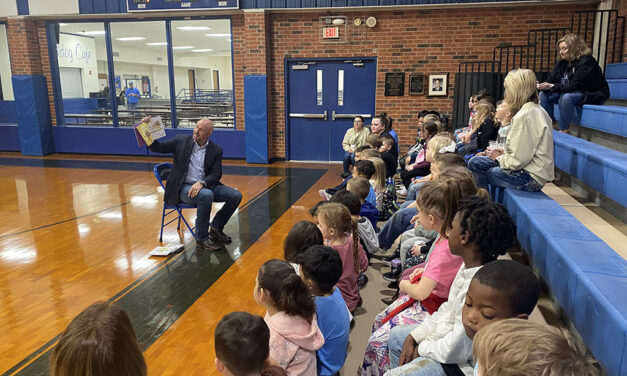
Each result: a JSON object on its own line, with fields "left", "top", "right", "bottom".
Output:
{"left": 552, "top": 131, "right": 627, "bottom": 207}
{"left": 502, "top": 189, "right": 627, "bottom": 376}
{"left": 606, "top": 62, "right": 627, "bottom": 101}
{"left": 553, "top": 104, "right": 627, "bottom": 137}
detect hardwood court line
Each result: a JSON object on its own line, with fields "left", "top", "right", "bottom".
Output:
{"left": 6, "top": 168, "right": 326, "bottom": 376}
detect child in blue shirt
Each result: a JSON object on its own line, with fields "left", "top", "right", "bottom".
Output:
{"left": 296, "top": 245, "right": 351, "bottom": 376}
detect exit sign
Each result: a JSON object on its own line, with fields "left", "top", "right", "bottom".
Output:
{"left": 323, "top": 27, "right": 339, "bottom": 39}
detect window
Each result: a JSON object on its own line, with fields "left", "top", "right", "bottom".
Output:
{"left": 171, "top": 19, "right": 233, "bottom": 128}
{"left": 0, "top": 24, "right": 13, "bottom": 101}
{"left": 57, "top": 22, "right": 112, "bottom": 126}
{"left": 111, "top": 21, "right": 170, "bottom": 127}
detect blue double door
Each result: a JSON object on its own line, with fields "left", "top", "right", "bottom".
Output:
{"left": 286, "top": 58, "right": 376, "bottom": 161}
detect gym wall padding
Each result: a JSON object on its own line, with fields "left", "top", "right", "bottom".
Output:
{"left": 12, "top": 75, "right": 55, "bottom": 156}
{"left": 244, "top": 75, "right": 269, "bottom": 164}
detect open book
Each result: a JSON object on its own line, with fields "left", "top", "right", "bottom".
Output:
{"left": 134, "top": 116, "right": 166, "bottom": 147}
{"left": 148, "top": 243, "right": 184, "bottom": 257}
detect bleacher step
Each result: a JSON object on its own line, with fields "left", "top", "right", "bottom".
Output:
{"left": 605, "top": 62, "right": 627, "bottom": 80}
{"left": 608, "top": 78, "right": 627, "bottom": 100}
{"left": 542, "top": 183, "right": 627, "bottom": 259}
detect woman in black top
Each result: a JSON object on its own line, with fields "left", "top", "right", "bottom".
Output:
{"left": 538, "top": 33, "right": 609, "bottom": 132}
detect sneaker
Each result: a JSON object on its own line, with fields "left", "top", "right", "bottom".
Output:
{"left": 382, "top": 268, "right": 401, "bottom": 282}
{"left": 396, "top": 186, "right": 408, "bottom": 196}
{"left": 318, "top": 189, "right": 331, "bottom": 201}
{"left": 382, "top": 252, "right": 401, "bottom": 265}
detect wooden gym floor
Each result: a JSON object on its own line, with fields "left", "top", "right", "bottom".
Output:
{"left": 0, "top": 152, "right": 342, "bottom": 376}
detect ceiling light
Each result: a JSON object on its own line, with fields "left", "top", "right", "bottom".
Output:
{"left": 192, "top": 49, "right": 214, "bottom": 52}
{"left": 82, "top": 31, "right": 106, "bottom": 35}
{"left": 146, "top": 42, "right": 168, "bottom": 46}
{"left": 177, "top": 26, "right": 211, "bottom": 31}
{"left": 205, "top": 33, "right": 231, "bottom": 37}
{"left": 173, "top": 46, "right": 194, "bottom": 50}
{"left": 116, "top": 37, "right": 146, "bottom": 41}
{"left": 59, "top": 23, "right": 68, "bottom": 26}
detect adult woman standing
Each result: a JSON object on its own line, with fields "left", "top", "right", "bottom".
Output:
{"left": 537, "top": 33, "right": 609, "bottom": 132}
{"left": 341, "top": 116, "right": 370, "bottom": 178}
{"left": 468, "top": 69, "right": 554, "bottom": 192}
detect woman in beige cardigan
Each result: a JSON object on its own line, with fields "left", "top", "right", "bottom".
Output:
{"left": 468, "top": 69, "right": 555, "bottom": 192}
{"left": 341, "top": 116, "right": 370, "bottom": 178}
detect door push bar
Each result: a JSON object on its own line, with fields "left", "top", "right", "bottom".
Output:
{"left": 331, "top": 111, "right": 372, "bottom": 121}
{"left": 289, "top": 111, "right": 328, "bottom": 120}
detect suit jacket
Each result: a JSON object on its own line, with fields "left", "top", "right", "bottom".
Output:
{"left": 149, "top": 134, "right": 223, "bottom": 206}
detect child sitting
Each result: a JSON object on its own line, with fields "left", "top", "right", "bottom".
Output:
{"left": 386, "top": 199, "right": 531, "bottom": 376}
{"left": 254, "top": 259, "right": 325, "bottom": 375}
{"left": 296, "top": 245, "right": 351, "bottom": 376}
{"left": 457, "top": 102, "right": 497, "bottom": 157}
{"left": 320, "top": 146, "right": 372, "bottom": 199}
{"left": 215, "top": 311, "right": 287, "bottom": 376}
{"left": 399, "top": 121, "right": 439, "bottom": 191}
{"left": 283, "top": 220, "right": 323, "bottom": 274}
{"left": 50, "top": 302, "right": 147, "bottom": 376}
{"left": 475, "top": 100, "right": 515, "bottom": 158}
{"left": 473, "top": 319, "right": 604, "bottom": 376}
{"left": 347, "top": 177, "right": 380, "bottom": 229}
{"left": 316, "top": 202, "right": 369, "bottom": 313}
{"left": 367, "top": 157, "right": 388, "bottom": 212}
{"left": 380, "top": 136, "right": 399, "bottom": 179}
{"left": 330, "top": 189, "right": 379, "bottom": 258}
{"left": 362, "top": 179, "right": 469, "bottom": 376}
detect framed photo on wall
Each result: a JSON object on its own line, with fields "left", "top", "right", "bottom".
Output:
{"left": 428, "top": 74, "right": 448, "bottom": 96}
{"left": 409, "top": 75, "right": 424, "bottom": 95}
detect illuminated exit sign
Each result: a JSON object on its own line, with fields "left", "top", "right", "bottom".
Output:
{"left": 323, "top": 27, "right": 339, "bottom": 39}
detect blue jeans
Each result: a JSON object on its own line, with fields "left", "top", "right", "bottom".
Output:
{"left": 388, "top": 324, "right": 420, "bottom": 369}
{"left": 467, "top": 156, "right": 543, "bottom": 192}
{"left": 127, "top": 102, "right": 138, "bottom": 111}
{"left": 343, "top": 151, "right": 355, "bottom": 173}
{"left": 179, "top": 184, "right": 243, "bottom": 240}
{"left": 539, "top": 91, "right": 584, "bottom": 130}
{"left": 406, "top": 181, "right": 425, "bottom": 202}
{"left": 378, "top": 207, "right": 418, "bottom": 250}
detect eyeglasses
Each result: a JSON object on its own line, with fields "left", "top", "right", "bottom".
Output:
{"left": 354, "top": 120, "right": 363, "bottom": 123}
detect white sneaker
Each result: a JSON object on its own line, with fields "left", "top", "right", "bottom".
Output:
{"left": 319, "top": 189, "right": 331, "bottom": 201}
{"left": 396, "top": 186, "right": 407, "bottom": 196}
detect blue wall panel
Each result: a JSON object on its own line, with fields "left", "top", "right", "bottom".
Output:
{"left": 16, "top": 0, "right": 29, "bottom": 15}
{"left": 244, "top": 75, "right": 269, "bottom": 164}
{"left": 12, "top": 75, "right": 55, "bottom": 156}
{"left": 53, "top": 127, "right": 246, "bottom": 158}
{"left": 79, "top": 0, "right": 127, "bottom": 14}
{"left": 0, "top": 101, "right": 18, "bottom": 124}
{"left": 0, "top": 125, "right": 21, "bottom": 151}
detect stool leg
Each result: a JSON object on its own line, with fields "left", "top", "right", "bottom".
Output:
{"left": 159, "top": 204, "right": 166, "bottom": 242}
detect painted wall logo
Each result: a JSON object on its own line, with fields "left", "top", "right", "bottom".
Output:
{"left": 57, "top": 42, "right": 92, "bottom": 64}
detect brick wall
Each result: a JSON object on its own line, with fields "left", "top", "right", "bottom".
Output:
{"left": 264, "top": 3, "right": 597, "bottom": 158}
{"left": 617, "top": 0, "right": 627, "bottom": 61}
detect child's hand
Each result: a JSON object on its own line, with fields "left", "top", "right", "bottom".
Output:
{"left": 475, "top": 151, "right": 486, "bottom": 157}
{"left": 409, "top": 267, "right": 424, "bottom": 279}
{"left": 141, "top": 116, "right": 151, "bottom": 123}
{"left": 410, "top": 244, "right": 424, "bottom": 256}
{"left": 486, "top": 148, "right": 504, "bottom": 160}
{"left": 400, "top": 335, "right": 420, "bottom": 366}
{"left": 406, "top": 164, "right": 414, "bottom": 171}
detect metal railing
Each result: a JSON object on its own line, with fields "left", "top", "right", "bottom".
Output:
{"left": 175, "top": 89, "right": 234, "bottom": 104}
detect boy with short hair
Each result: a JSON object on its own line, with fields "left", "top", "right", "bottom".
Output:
{"left": 320, "top": 149, "right": 374, "bottom": 200}
{"left": 380, "top": 136, "right": 399, "bottom": 179}
{"left": 388, "top": 260, "right": 540, "bottom": 376}
{"left": 330, "top": 190, "right": 379, "bottom": 257}
{"left": 347, "top": 177, "right": 379, "bottom": 229}
{"left": 472, "top": 319, "right": 604, "bottom": 376}
{"left": 296, "top": 245, "right": 351, "bottom": 376}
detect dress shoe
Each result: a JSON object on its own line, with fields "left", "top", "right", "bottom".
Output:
{"left": 340, "top": 172, "right": 351, "bottom": 179}
{"left": 210, "top": 227, "right": 232, "bottom": 244}
{"left": 196, "top": 238, "right": 223, "bottom": 251}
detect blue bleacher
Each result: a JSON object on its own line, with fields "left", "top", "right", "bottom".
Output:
{"left": 552, "top": 131, "right": 627, "bottom": 207}
{"left": 607, "top": 62, "right": 627, "bottom": 100}
{"left": 501, "top": 189, "right": 627, "bottom": 376}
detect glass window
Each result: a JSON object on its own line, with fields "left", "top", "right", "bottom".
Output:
{"left": 110, "top": 21, "right": 170, "bottom": 127}
{"left": 171, "top": 19, "right": 233, "bottom": 128}
{"left": 0, "top": 24, "right": 13, "bottom": 102}
{"left": 56, "top": 22, "right": 112, "bottom": 126}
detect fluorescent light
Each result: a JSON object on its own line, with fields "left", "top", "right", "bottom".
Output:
{"left": 59, "top": 23, "right": 68, "bottom": 26}
{"left": 146, "top": 42, "right": 167, "bottom": 46}
{"left": 172, "top": 46, "right": 194, "bottom": 50}
{"left": 192, "top": 49, "right": 214, "bottom": 52}
{"left": 116, "top": 37, "right": 146, "bottom": 41}
{"left": 205, "top": 33, "right": 231, "bottom": 37}
{"left": 82, "top": 31, "right": 106, "bottom": 35}
{"left": 177, "top": 26, "right": 211, "bottom": 31}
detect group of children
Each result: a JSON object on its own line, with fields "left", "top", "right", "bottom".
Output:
{"left": 45, "top": 102, "right": 604, "bottom": 376}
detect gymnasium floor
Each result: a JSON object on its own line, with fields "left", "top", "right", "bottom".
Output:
{"left": 0, "top": 153, "right": 342, "bottom": 376}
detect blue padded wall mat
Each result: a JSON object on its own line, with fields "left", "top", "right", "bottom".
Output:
{"left": 244, "top": 75, "right": 269, "bottom": 164}
{"left": 12, "top": 75, "right": 55, "bottom": 155}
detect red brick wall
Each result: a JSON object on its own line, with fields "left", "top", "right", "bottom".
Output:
{"left": 617, "top": 0, "right": 627, "bottom": 61}
{"left": 264, "top": 4, "right": 596, "bottom": 158}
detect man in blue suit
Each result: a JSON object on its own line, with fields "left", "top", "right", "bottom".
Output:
{"left": 147, "top": 117, "right": 242, "bottom": 251}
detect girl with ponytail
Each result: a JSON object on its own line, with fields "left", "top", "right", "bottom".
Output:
{"left": 215, "top": 311, "right": 288, "bottom": 376}
{"left": 316, "top": 202, "right": 368, "bottom": 313}
{"left": 254, "top": 260, "right": 324, "bottom": 376}
{"left": 361, "top": 178, "right": 467, "bottom": 376}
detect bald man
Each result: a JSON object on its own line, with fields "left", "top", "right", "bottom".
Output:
{"left": 147, "top": 117, "right": 242, "bottom": 251}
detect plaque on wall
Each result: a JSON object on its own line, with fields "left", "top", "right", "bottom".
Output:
{"left": 385, "top": 72, "right": 405, "bottom": 96}
{"left": 409, "top": 75, "right": 424, "bottom": 95}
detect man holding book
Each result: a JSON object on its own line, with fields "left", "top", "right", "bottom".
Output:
{"left": 145, "top": 116, "right": 242, "bottom": 251}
